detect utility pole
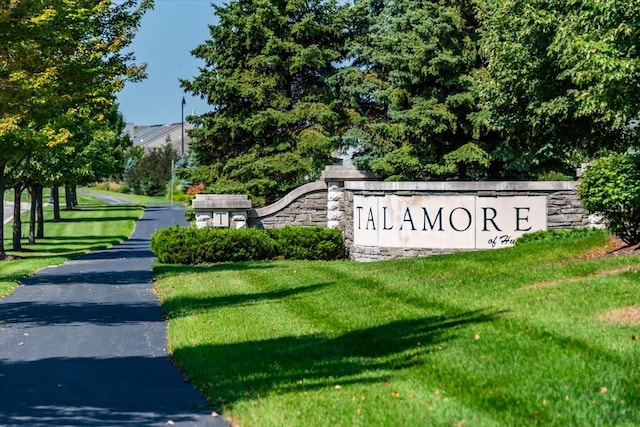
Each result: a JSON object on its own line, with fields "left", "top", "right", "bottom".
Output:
{"left": 181, "top": 96, "right": 186, "bottom": 157}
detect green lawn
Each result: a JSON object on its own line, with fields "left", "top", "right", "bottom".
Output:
{"left": 1, "top": 194, "right": 143, "bottom": 297}
{"left": 79, "top": 186, "right": 174, "bottom": 205}
{"left": 154, "top": 232, "right": 640, "bottom": 427}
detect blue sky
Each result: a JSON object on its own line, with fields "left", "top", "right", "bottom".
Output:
{"left": 116, "top": 0, "right": 222, "bottom": 125}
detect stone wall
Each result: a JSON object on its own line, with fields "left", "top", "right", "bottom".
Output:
{"left": 240, "top": 166, "right": 594, "bottom": 261}
{"left": 247, "top": 182, "right": 328, "bottom": 228}
{"left": 340, "top": 180, "right": 591, "bottom": 261}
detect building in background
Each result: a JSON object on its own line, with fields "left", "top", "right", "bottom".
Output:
{"left": 124, "top": 122, "right": 194, "bottom": 157}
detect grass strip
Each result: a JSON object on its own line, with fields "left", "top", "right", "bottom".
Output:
{"left": 1, "top": 194, "right": 143, "bottom": 297}
{"left": 79, "top": 186, "right": 175, "bottom": 205}
{"left": 154, "top": 231, "right": 640, "bottom": 427}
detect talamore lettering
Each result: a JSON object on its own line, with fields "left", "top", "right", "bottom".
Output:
{"left": 353, "top": 195, "right": 547, "bottom": 250}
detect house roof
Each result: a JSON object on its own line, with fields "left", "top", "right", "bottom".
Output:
{"left": 130, "top": 123, "right": 194, "bottom": 156}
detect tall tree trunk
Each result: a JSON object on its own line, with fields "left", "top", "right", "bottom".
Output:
{"left": 36, "top": 184, "right": 44, "bottom": 239}
{"left": 71, "top": 185, "right": 77, "bottom": 207}
{"left": 64, "top": 184, "right": 73, "bottom": 210}
{"left": 51, "top": 186, "right": 61, "bottom": 221}
{"left": 12, "top": 184, "right": 22, "bottom": 251}
{"left": 0, "top": 160, "right": 6, "bottom": 259}
{"left": 28, "top": 187, "right": 36, "bottom": 245}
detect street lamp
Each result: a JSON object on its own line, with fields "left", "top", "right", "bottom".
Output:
{"left": 181, "top": 96, "right": 186, "bottom": 157}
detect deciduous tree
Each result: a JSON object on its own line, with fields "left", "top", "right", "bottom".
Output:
{"left": 478, "top": 0, "right": 640, "bottom": 178}
{"left": 0, "top": 0, "right": 151, "bottom": 256}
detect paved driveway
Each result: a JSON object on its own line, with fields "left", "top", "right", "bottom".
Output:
{"left": 0, "top": 204, "right": 227, "bottom": 426}
{"left": 3, "top": 201, "right": 29, "bottom": 225}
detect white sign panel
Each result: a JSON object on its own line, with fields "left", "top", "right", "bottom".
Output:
{"left": 353, "top": 195, "right": 546, "bottom": 250}
{"left": 475, "top": 196, "right": 547, "bottom": 249}
{"left": 212, "top": 211, "right": 230, "bottom": 227}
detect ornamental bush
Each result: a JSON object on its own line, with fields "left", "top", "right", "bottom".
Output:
{"left": 577, "top": 154, "right": 640, "bottom": 244}
{"left": 267, "top": 226, "right": 345, "bottom": 261}
{"left": 151, "top": 226, "right": 345, "bottom": 264}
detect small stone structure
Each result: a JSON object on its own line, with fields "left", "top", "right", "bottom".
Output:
{"left": 194, "top": 166, "right": 594, "bottom": 261}
{"left": 192, "top": 194, "right": 252, "bottom": 229}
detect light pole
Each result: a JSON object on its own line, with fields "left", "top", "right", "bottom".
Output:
{"left": 181, "top": 96, "right": 186, "bottom": 157}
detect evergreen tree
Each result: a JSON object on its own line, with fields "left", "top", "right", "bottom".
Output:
{"left": 335, "top": 0, "right": 490, "bottom": 181}
{"left": 181, "top": 0, "right": 351, "bottom": 205}
{"left": 124, "top": 144, "right": 178, "bottom": 196}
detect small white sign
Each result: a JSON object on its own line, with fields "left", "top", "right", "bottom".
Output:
{"left": 212, "top": 211, "right": 230, "bottom": 227}
{"left": 353, "top": 195, "right": 546, "bottom": 249}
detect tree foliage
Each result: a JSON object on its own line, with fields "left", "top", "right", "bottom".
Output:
{"left": 479, "top": 0, "right": 640, "bottom": 178}
{"left": 181, "top": 0, "right": 640, "bottom": 204}
{"left": 0, "top": 0, "right": 151, "bottom": 256}
{"left": 578, "top": 154, "right": 640, "bottom": 245}
{"left": 124, "top": 144, "right": 178, "bottom": 196}
{"left": 181, "top": 0, "right": 351, "bottom": 204}
{"left": 335, "top": 0, "right": 489, "bottom": 181}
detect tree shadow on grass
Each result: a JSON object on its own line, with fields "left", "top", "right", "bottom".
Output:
{"left": 73, "top": 204, "right": 142, "bottom": 211}
{"left": 172, "top": 309, "right": 506, "bottom": 409}
{"left": 54, "top": 215, "right": 143, "bottom": 223}
{"left": 162, "top": 282, "right": 334, "bottom": 316}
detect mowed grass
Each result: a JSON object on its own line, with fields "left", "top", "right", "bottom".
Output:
{"left": 1, "top": 194, "right": 143, "bottom": 297}
{"left": 154, "top": 232, "right": 640, "bottom": 427}
{"left": 79, "top": 186, "right": 171, "bottom": 205}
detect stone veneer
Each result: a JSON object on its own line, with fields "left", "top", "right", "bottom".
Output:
{"left": 341, "top": 180, "right": 591, "bottom": 261}
{"left": 243, "top": 166, "right": 593, "bottom": 261}
{"left": 247, "top": 182, "right": 328, "bottom": 228}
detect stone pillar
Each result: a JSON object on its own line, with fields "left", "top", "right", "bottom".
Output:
{"left": 326, "top": 182, "right": 343, "bottom": 229}
{"left": 191, "top": 194, "right": 252, "bottom": 229}
{"left": 321, "top": 166, "right": 381, "bottom": 258}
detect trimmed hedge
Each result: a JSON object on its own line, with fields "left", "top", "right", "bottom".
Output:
{"left": 151, "top": 225, "right": 345, "bottom": 264}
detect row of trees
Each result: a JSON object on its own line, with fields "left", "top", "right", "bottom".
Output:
{"left": 0, "top": 0, "right": 153, "bottom": 258}
{"left": 180, "top": 0, "right": 640, "bottom": 205}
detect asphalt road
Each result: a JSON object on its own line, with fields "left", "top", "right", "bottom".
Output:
{"left": 2, "top": 201, "right": 28, "bottom": 225}
{"left": 2, "top": 201, "right": 10, "bottom": 224}
{"left": 0, "top": 204, "right": 228, "bottom": 427}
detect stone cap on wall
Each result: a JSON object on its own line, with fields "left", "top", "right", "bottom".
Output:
{"left": 192, "top": 194, "right": 252, "bottom": 209}
{"left": 249, "top": 181, "right": 326, "bottom": 218}
{"left": 345, "top": 180, "right": 577, "bottom": 192}
{"left": 321, "top": 165, "right": 379, "bottom": 182}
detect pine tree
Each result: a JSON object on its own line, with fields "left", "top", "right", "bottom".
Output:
{"left": 181, "top": 0, "right": 351, "bottom": 205}
{"left": 335, "top": 0, "right": 490, "bottom": 181}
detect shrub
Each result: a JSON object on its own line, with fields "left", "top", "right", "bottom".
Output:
{"left": 186, "top": 183, "right": 205, "bottom": 195}
{"left": 151, "top": 226, "right": 277, "bottom": 264}
{"left": 578, "top": 154, "right": 640, "bottom": 244}
{"left": 267, "top": 226, "right": 346, "bottom": 260}
{"left": 150, "top": 226, "right": 344, "bottom": 264}
{"left": 150, "top": 226, "right": 201, "bottom": 264}
{"left": 169, "top": 189, "right": 194, "bottom": 202}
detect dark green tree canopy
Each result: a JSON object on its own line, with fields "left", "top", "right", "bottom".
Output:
{"left": 479, "top": 0, "right": 640, "bottom": 178}
{"left": 181, "top": 0, "right": 351, "bottom": 204}
{"left": 334, "top": 0, "right": 490, "bottom": 181}
{"left": 181, "top": 0, "right": 640, "bottom": 201}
